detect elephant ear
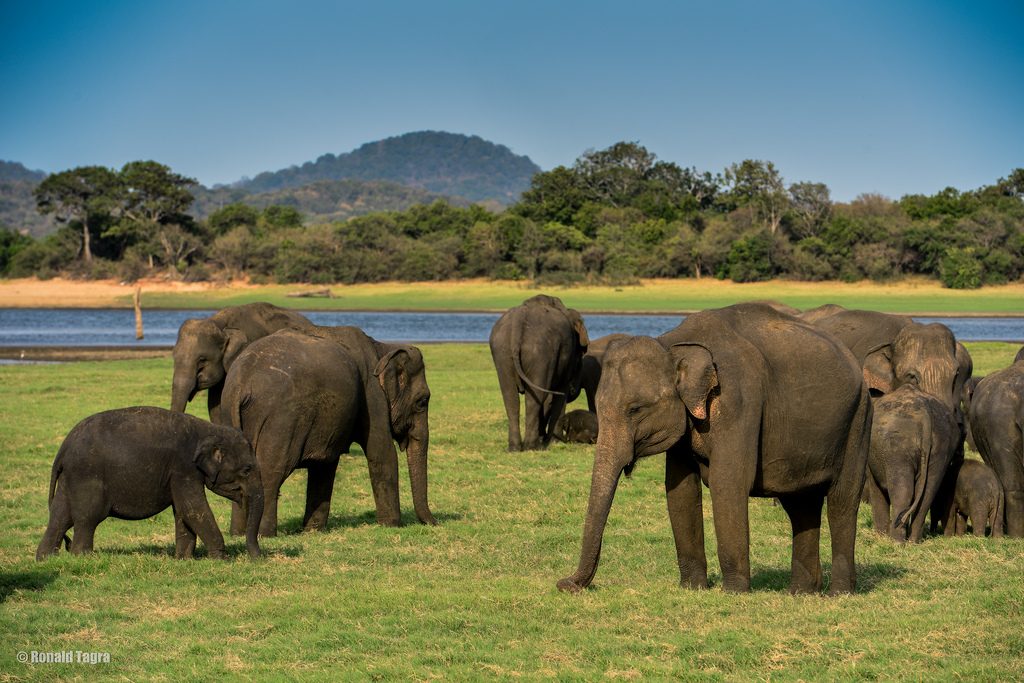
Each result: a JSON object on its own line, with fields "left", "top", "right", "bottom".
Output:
{"left": 670, "top": 343, "right": 718, "bottom": 421}
{"left": 374, "top": 347, "right": 414, "bottom": 405}
{"left": 863, "top": 343, "right": 894, "bottom": 394}
{"left": 569, "top": 310, "right": 590, "bottom": 349}
{"left": 193, "top": 437, "right": 225, "bottom": 487}
{"left": 221, "top": 328, "right": 250, "bottom": 371}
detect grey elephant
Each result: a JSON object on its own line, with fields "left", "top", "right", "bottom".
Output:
{"left": 553, "top": 409, "right": 599, "bottom": 444}
{"left": 961, "top": 375, "right": 983, "bottom": 451}
{"left": 1015, "top": 345, "right": 1024, "bottom": 364}
{"left": 969, "top": 363, "right": 1024, "bottom": 537}
{"left": 557, "top": 303, "right": 871, "bottom": 595}
{"left": 579, "top": 333, "right": 631, "bottom": 413}
{"left": 220, "top": 326, "right": 435, "bottom": 537}
{"left": 798, "top": 303, "right": 847, "bottom": 324}
{"left": 489, "top": 295, "right": 589, "bottom": 451}
{"left": 170, "top": 302, "right": 314, "bottom": 422}
{"left": 864, "top": 384, "right": 959, "bottom": 542}
{"left": 947, "top": 459, "right": 1004, "bottom": 537}
{"left": 36, "top": 407, "right": 263, "bottom": 560}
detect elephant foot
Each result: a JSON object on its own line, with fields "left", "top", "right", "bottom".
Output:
{"left": 417, "top": 512, "right": 439, "bottom": 526}
{"left": 556, "top": 577, "right": 586, "bottom": 593}
{"left": 679, "top": 575, "right": 709, "bottom": 590}
{"left": 206, "top": 548, "right": 228, "bottom": 561}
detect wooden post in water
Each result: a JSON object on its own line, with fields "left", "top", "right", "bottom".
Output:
{"left": 134, "top": 286, "right": 144, "bottom": 340}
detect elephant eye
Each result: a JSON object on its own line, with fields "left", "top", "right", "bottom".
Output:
{"left": 239, "top": 465, "right": 252, "bottom": 477}
{"left": 415, "top": 396, "right": 429, "bottom": 412}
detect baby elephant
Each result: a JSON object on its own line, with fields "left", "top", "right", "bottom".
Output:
{"left": 36, "top": 407, "right": 264, "bottom": 561}
{"left": 949, "top": 459, "right": 1004, "bottom": 537}
{"left": 553, "top": 409, "right": 599, "bottom": 444}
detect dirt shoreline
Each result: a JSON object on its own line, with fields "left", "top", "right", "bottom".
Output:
{"left": 0, "top": 277, "right": 248, "bottom": 308}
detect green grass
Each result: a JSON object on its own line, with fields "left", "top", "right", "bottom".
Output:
{"left": 1, "top": 342, "right": 1023, "bottom": 680}
{"left": 124, "top": 278, "right": 1024, "bottom": 315}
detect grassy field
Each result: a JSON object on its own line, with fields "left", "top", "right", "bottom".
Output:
{"left": 1, "top": 342, "right": 1023, "bottom": 680}
{"left": 118, "top": 278, "right": 1024, "bottom": 315}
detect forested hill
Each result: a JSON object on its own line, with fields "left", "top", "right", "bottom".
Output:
{"left": 0, "top": 160, "right": 46, "bottom": 182}
{"left": 236, "top": 131, "right": 541, "bottom": 205}
{"left": 191, "top": 178, "right": 470, "bottom": 223}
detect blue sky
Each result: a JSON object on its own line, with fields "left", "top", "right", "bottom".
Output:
{"left": 1, "top": 1, "right": 1021, "bottom": 201}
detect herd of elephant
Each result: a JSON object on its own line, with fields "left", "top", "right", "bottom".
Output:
{"left": 35, "top": 295, "right": 1024, "bottom": 596}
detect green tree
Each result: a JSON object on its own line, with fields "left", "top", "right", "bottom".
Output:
{"left": 0, "top": 227, "right": 33, "bottom": 275}
{"left": 788, "top": 181, "right": 832, "bottom": 239}
{"left": 34, "top": 166, "right": 121, "bottom": 262}
{"left": 723, "top": 160, "right": 789, "bottom": 234}
{"left": 208, "top": 203, "right": 259, "bottom": 235}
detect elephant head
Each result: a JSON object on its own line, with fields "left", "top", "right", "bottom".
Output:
{"left": 374, "top": 346, "right": 436, "bottom": 525}
{"left": 193, "top": 431, "right": 264, "bottom": 558}
{"left": 558, "top": 336, "right": 701, "bottom": 591}
{"left": 171, "top": 319, "right": 249, "bottom": 413}
{"left": 862, "top": 322, "right": 960, "bottom": 411}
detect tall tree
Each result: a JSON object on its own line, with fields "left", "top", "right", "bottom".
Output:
{"left": 724, "top": 159, "right": 789, "bottom": 234}
{"left": 788, "top": 181, "right": 832, "bottom": 239}
{"left": 33, "top": 166, "right": 120, "bottom": 262}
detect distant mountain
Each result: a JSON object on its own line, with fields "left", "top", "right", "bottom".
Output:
{"left": 237, "top": 131, "right": 540, "bottom": 205}
{"left": 0, "top": 162, "right": 54, "bottom": 237}
{"left": 0, "top": 160, "right": 46, "bottom": 183}
{"left": 192, "top": 178, "right": 471, "bottom": 223}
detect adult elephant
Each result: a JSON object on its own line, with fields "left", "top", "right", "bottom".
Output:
{"left": 490, "top": 295, "right": 589, "bottom": 451}
{"left": 969, "top": 363, "right": 1024, "bottom": 537}
{"left": 220, "top": 327, "right": 435, "bottom": 536}
{"left": 579, "top": 333, "right": 631, "bottom": 412}
{"left": 557, "top": 303, "right": 871, "bottom": 595}
{"left": 170, "top": 302, "right": 314, "bottom": 422}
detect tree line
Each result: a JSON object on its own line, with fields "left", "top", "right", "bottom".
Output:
{"left": 1, "top": 143, "right": 1022, "bottom": 289}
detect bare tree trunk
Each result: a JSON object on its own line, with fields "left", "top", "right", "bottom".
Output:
{"left": 82, "top": 221, "right": 92, "bottom": 262}
{"left": 133, "top": 287, "right": 144, "bottom": 340}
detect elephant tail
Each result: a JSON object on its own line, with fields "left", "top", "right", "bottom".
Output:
{"left": 894, "top": 417, "right": 932, "bottom": 530}
{"left": 513, "top": 344, "right": 565, "bottom": 397}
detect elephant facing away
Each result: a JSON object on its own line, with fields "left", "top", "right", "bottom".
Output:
{"left": 970, "top": 362, "right": 1024, "bottom": 537}
{"left": 489, "top": 295, "right": 589, "bottom": 451}
{"left": 220, "top": 327, "right": 435, "bottom": 537}
{"left": 864, "top": 384, "right": 959, "bottom": 542}
{"left": 171, "top": 302, "right": 314, "bottom": 422}
{"left": 948, "top": 459, "right": 1004, "bottom": 537}
{"left": 558, "top": 303, "right": 871, "bottom": 595}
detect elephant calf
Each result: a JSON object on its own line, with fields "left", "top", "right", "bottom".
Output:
{"left": 865, "top": 385, "right": 959, "bottom": 543}
{"left": 553, "top": 410, "right": 599, "bottom": 444}
{"left": 949, "top": 459, "right": 1004, "bottom": 537}
{"left": 36, "top": 407, "right": 264, "bottom": 561}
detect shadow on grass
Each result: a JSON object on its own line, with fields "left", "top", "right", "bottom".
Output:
{"left": 275, "top": 510, "right": 464, "bottom": 535}
{"left": 0, "top": 569, "right": 58, "bottom": 603}
{"left": 98, "top": 541, "right": 302, "bottom": 560}
{"left": 747, "top": 561, "right": 907, "bottom": 594}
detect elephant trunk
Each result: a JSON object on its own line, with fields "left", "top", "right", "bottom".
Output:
{"left": 557, "top": 441, "right": 626, "bottom": 593}
{"left": 244, "top": 474, "right": 264, "bottom": 559}
{"left": 171, "top": 365, "right": 198, "bottom": 413}
{"left": 406, "top": 412, "right": 436, "bottom": 525}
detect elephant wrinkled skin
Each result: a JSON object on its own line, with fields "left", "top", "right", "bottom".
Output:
{"left": 558, "top": 303, "right": 871, "bottom": 595}
{"left": 220, "top": 326, "right": 435, "bottom": 537}
{"left": 37, "top": 407, "right": 263, "bottom": 560}
{"left": 970, "top": 362, "right": 1024, "bottom": 537}
{"left": 170, "top": 302, "right": 314, "bottom": 422}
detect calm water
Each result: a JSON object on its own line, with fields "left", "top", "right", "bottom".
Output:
{"left": 1, "top": 308, "right": 1023, "bottom": 347}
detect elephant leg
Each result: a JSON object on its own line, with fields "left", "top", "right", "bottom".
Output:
{"left": 363, "top": 428, "right": 402, "bottom": 526}
{"left": 665, "top": 447, "right": 708, "bottom": 589}
{"left": 886, "top": 463, "right": 915, "bottom": 543}
{"left": 955, "top": 513, "right": 967, "bottom": 535}
{"left": 523, "top": 390, "right": 545, "bottom": 451}
{"left": 69, "top": 518, "right": 99, "bottom": 555}
{"left": 173, "top": 505, "right": 198, "bottom": 559}
{"left": 542, "top": 394, "right": 567, "bottom": 447}
{"left": 495, "top": 362, "right": 524, "bottom": 451}
{"left": 865, "top": 475, "right": 890, "bottom": 535}
{"left": 173, "top": 483, "right": 227, "bottom": 559}
{"left": 826, "top": 398, "right": 869, "bottom": 595}
{"left": 230, "top": 499, "right": 248, "bottom": 537}
{"left": 36, "top": 487, "right": 73, "bottom": 560}
{"left": 708, "top": 467, "right": 753, "bottom": 592}
{"left": 207, "top": 383, "right": 223, "bottom": 424}
{"left": 1007, "top": 490, "right": 1024, "bottom": 538}
{"left": 258, "top": 470, "right": 288, "bottom": 537}
{"left": 967, "top": 500, "right": 986, "bottom": 536}
{"left": 779, "top": 494, "right": 824, "bottom": 594}
{"left": 303, "top": 459, "right": 340, "bottom": 531}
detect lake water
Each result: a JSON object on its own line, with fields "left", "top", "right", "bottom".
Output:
{"left": 1, "top": 308, "right": 1023, "bottom": 347}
